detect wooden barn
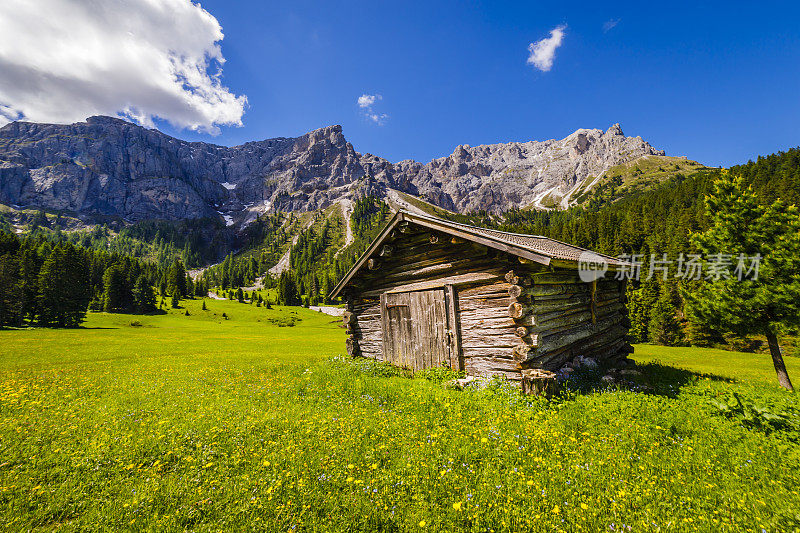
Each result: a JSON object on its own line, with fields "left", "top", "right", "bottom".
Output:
{"left": 330, "top": 210, "right": 633, "bottom": 383}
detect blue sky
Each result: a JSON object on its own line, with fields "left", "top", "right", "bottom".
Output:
{"left": 3, "top": 1, "right": 800, "bottom": 166}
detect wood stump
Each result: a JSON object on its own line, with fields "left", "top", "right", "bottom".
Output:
{"left": 521, "top": 369, "right": 559, "bottom": 397}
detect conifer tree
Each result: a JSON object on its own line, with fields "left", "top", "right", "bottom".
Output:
{"left": 37, "top": 246, "right": 90, "bottom": 327}
{"left": 102, "top": 264, "right": 131, "bottom": 312}
{"left": 649, "top": 282, "right": 683, "bottom": 346}
{"left": 170, "top": 259, "right": 187, "bottom": 297}
{"left": 0, "top": 253, "right": 22, "bottom": 326}
{"left": 132, "top": 274, "right": 156, "bottom": 313}
{"left": 277, "top": 271, "right": 299, "bottom": 306}
{"left": 19, "top": 247, "right": 41, "bottom": 321}
{"left": 687, "top": 171, "right": 800, "bottom": 390}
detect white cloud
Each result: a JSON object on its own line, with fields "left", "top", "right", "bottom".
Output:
{"left": 357, "top": 93, "right": 387, "bottom": 125}
{"left": 0, "top": 0, "right": 247, "bottom": 134}
{"left": 357, "top": 94, "right": 380, "bottom": 108}
{"left": 527, "top": 25, "right": 566, "bottom": 72}
{"left": 603, "top": 19, "right": 620, "bottom": 33}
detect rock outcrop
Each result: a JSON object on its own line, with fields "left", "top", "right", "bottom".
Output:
{"left": 0, "top": 116, "right": 665, "bottom": 224}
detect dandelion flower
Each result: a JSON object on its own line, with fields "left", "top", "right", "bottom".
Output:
{"left": 526, "top": 480, "right": 534, "bottom": 486}
{"left": 453, "top": 502, "right": 463, "bottom": 511}
{"left": 552, "top": 506, "right": 560, "bottom": 514}
{"left": 419, "top": 521, "right": 426, "bottom": 527}
{"left": 581, "top": 503, "right": 588, "bottom": 510}
{"left": 480, "top": 438, "right": 488, "bottom": 443}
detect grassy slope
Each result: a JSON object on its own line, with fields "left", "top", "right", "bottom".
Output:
{"left": 1, "top": 307, "right": 798, "bottom": 531}
{"left": 572, "top": 155, "right": 709, "bottom": 206}
{"left": 633, "top": 344, "right": 800, "bottom": 383}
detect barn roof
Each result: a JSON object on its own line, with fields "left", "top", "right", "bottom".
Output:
{"left": 330, "top": 210, "right": 628, "bottom": 298}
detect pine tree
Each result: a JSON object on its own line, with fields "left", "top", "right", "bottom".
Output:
{"left": 0, "top": 253, "right": 22, "bottom": 326}
{"left": 686, "top": 171, "right": 800, "bottom": 390}
{"left": 277, "top": 272, "right": 299, "bottom": 306}
{"left": 649, "top": 282, "right": 683, "bottom": 346}
{"left": 19, "top": 247, "right": 41, "bottom": 322}
{"left": 236, "top": 287, "right": 244, "bottom": 303}
{"left": 170, "top": 259, "right": 187, "bottom": 297}
{"left": 626, "top": 280, "right": 657, "bottom": 343}
{"left": 132, "top": 274, "right": 156, "bottom": 313}
{"left": 102, "top": 264, "right": 131, "bottom": 312}
{"left": 202, "top": 300, "right": 207, "bottom": 311}
{"left": 37, "top": 246, "right": 90, "bottom": 327}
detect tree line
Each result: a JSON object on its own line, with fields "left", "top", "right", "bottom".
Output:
{"left": 0, "top": 232, "right": 207, "bottom": 328}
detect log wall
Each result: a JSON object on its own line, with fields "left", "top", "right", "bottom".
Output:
{"left": 509, "top": 267, "right": 632, "bottom": 371}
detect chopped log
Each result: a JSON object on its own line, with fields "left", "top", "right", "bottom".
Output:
{"left": 398, "top": 222, "right": 412, "bottom": 233}
{"left": 521, "top": 369, "right": 559, "bottom": 397}
{"left": 429, "top": 234, "right": 440, "bottom": 244}
{"left": 508, "top": 302, "right": 530, "bottom": 319}
{"left": 367, "top": 258, "right": 380, "bottom": 270}
{"left": 515, "top": 326, "right": 529, "bottom": 338}
{"left": 512, "top": 343, "right": 535, "bottom": 361}
{"left": 342, "top": 311, "right": 356, "bottom": 325}
{"left": 379, "top": 245, "right": 393, "bottom": 257}
{"left": 508, "top": 284, "right": 526, "bottom": 300}
{"left": 450, "top": 237, "right": 465, "bottom": 244}
{"left": 504, "top": 270, "right": 519, "bottom": 285}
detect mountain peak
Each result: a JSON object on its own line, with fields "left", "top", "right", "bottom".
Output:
{"left": 0, "top": 117, "right": 671, "bottom": 222}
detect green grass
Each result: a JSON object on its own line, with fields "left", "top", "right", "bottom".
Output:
{"left": 573, "top": 155, "right": 709, "bottom": 206}
{"left": 1, "top": 305, "right": 799, "bottom": 531}
{"left": 633, "top": 344, "right": 800, "bottom": 384}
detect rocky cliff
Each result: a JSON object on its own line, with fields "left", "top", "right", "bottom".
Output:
{"left": 0, "top": 116, "right": 665, "bottom": 225}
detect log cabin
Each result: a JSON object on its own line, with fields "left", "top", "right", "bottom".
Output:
{"left": 330, "top": 210, "right": 633, "bottom": 383}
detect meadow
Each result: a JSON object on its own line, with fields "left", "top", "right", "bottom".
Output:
{"left": 1, "top": 298, "right": 799, "bottom": 531}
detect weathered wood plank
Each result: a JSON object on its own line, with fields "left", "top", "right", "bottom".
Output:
{"left": 445, "top": 284, "right": 462, "bottom": 371}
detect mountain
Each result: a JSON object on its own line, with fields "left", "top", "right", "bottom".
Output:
{"left": 0, "top": 116, "right": 675, "bottom": 226}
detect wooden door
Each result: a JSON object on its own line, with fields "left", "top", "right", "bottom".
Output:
{"left": 381, "top": 289, "right": 454, "bottom": 371}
